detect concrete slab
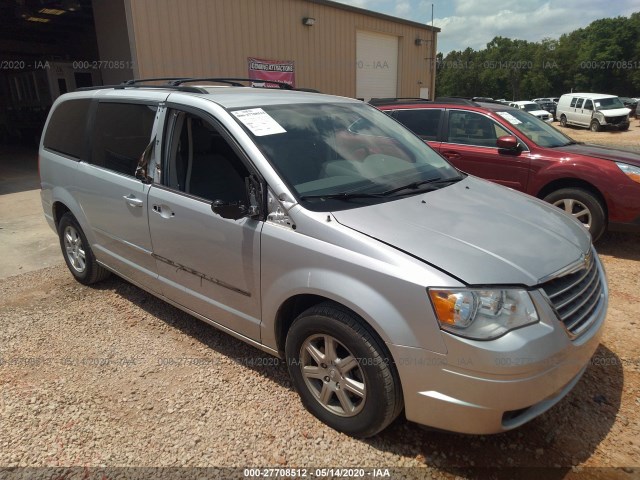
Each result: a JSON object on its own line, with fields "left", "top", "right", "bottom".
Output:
{"left": 1, "top": 146, "right": 62, "bottom": 279}
{"left": 0, "top": 188, "right": 62, "bottom": 279}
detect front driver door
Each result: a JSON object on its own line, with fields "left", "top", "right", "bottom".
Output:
{"left": 147, "top": 107, "right": 263, "bottom": 341}
{"left": 438, "top": 109, "right": 531, "bottom": 191}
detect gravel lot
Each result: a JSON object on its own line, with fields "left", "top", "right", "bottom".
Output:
{"left": 1, "top": 124, "right": 639, "bottom": 478}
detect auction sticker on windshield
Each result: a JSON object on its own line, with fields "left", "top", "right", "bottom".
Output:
{"left": 496, "top": 112, "right": 523, "bottom": 124}
{"left": 232, "top": 108, "right": 286, "bottom": 136}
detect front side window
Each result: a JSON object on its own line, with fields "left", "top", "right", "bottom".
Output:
{"left": 584, "top": 100, "right": 593, "bottom": 111}
{"left": 393, "top": 109, "right": 443, "bottom": 141}
{"left": 164, "top": 111, "right": 249, "bottom": 204}
{"left": 91, "top": 102, "right": 156, "bottom": 176}
{"left": 230, "top": 103, "right": 459, "bottom": 211}
{"left": 447, "top": 110, "right": 509, "bottom": 147}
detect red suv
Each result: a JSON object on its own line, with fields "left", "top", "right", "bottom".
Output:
{"left": 375, "top": 98, "right": 640, "bottom": 240}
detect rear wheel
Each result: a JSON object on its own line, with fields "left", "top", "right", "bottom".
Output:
{"left": 285, "top": 303, "right": 403, "bottom": 438}
{"left": 590, "top": 120, "right": 601, "bottom": 132}
{"left": 58, "top": 212, "right": 110, "bottom": 285}
{"left": 560, "top": 115, "right": 567, "bottom": 127}
{"left": 543, "top": 188, "right": 606, "bottom": 241}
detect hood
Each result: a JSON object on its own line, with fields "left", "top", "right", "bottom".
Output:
{"left": 598, "top": 107, "right": 631, "bottom": 117}
{"left": 531, "top": 110, "right": 551, "bottom": 116}
{"left": 332, "top": 177, "right": 591, "bottom": 286}
{"left": 556, "top": 143, "right": 640, "bottom": 167}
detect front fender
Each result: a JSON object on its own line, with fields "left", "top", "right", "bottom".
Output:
{"left": 260, "top": 223, "right": 450, "bottom": 355}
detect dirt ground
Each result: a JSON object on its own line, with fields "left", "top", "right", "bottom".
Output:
{"left": 555, "top": 115, "right": 640, "bottom": 150}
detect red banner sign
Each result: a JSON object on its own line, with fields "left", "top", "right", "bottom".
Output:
{"left": 247, "top": 57, "right": 295, "bottom": 88}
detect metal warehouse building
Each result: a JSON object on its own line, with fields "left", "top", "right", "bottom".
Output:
{"left": 0, "top": 0, "right": 438, "bottom": 145}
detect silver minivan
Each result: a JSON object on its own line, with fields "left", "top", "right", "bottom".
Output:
{"left": 39, "top": 80, "right": 607, "bottom": 438}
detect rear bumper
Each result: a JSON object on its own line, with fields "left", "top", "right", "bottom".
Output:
{"left": 389, "top": 284, "right": 606, "bottom": 434}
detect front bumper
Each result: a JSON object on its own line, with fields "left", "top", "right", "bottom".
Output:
{"left": 389, "top": 276, "right": 607, "bottom": 434}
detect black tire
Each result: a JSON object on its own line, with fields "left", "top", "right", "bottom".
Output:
{"left": 285, "top": 303, "right": 403, "bottom": 438}
{"left": 559, "top": 115, "right": 567, "bottom": 127}
{"left": 543, "top": 188, "right": 606, "bottom": 241}
{"left": 58, "top": 212, "right": 110, "bottom": 285}
{"left": 590, "top": 120, "right": 601, "bottom": 132}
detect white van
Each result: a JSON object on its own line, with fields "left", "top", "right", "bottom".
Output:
{"left": 557, "top": 93, "right": 630, "bottom": 131}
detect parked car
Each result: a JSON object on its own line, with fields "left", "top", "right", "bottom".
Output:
{"left": 533, "top": 99, "right": 557, "bottom": 120}
{"left": 556, "top": 93, "right": 630, "bottom": 131}
{"left": 618, "top": 97, "right": 638, "bottom": 118}
{"left": 377, "top": 98, "right": 640, "bottom": 240}
{"left": 40, "top": 80, "right": 607, "bottom": 438}
{"left": 509, "top": 101, "right": 553, "bottom": 122}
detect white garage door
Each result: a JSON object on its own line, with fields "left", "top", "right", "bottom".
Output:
{"left": 356, "top": 31, "right": 399, "bottom": 101}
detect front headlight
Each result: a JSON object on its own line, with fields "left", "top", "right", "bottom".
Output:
{"left": 428, "top": 288, "right": 538, "bottom": 340}
{"left": 616, "top": 162, "right": 640, "bottom": 184}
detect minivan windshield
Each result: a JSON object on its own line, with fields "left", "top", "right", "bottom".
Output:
{"left": 495, "top": 109, "right": 574, "bottom": 148}
{"left": 595, "top": 97, "right": 625, "bottom": 110}
{"left": 231, "top": 102, "right": 461, "bottom": 211}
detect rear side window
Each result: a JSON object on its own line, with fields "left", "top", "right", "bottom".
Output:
{"left": 575, "top": 98, "right": 584, "bottom": 109}
{"left": 569, "top": 98, "right": 577, "bottom": 107}
{"left": 43, "top": 99, "right": 92, "bottom": 159}
{"left": 91, "top": 102, "right": 157, "bottom": 176}
{"left": 394, "top": 109, "right": 442, "bottom": 141}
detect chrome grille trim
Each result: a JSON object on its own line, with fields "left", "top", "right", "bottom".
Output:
{"left": 540, "top": 250, "right": 603, "bottom": 339}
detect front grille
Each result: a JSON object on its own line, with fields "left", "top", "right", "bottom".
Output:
{"left": 541, "top": 253, "right": 603, "bottom": 338}
{"left": 607, "top": 115, "right": 627, "bottom": 125}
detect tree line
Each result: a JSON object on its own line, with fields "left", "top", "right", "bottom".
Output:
{"left": 435, "top": 12, "right": 640, "bottom": 100}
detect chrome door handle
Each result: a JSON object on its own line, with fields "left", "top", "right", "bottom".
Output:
{"left": 123, "top": 194, "right": 144, "bottom": 207}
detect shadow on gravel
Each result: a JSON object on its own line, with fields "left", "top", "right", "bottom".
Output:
{"left": 365, "top": 344, "right": 623, "bottom": 474}
{"left": 596, "top": 231, "right": 640, "bottom": 261}
{"left": 92, "top": 276, "right": 293, "bottom": 389}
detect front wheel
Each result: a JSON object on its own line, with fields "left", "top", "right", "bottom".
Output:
{"left": 560, "top": 115, "right": 567, "bottom": 127}
{"left": 543, "top": 188, "right": 606, "bottom": 241}
{"left": 285, "top": 304, "right": 403, "bottom": 438}
{"left": 590, "top": 120, "right": 601, "bottom": 132}
{"left": 58, "top": 212, "right": 110, "bottom": 285}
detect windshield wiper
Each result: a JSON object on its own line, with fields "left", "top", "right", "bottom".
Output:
{"left": 299, "top": 176, "right": 463, "bottom": 201}
{"left": 299, "top": 191, "right": 387, "bottom": 201}
{"left": 380, "top": 176, "right": 463, "bottom": 196}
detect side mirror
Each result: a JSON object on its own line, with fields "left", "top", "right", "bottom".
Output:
{"left": 211, "top": 200, "right": 247, "bottom": 220}
{"left": 496, "top": 135, "right": 520, "bottom": 151}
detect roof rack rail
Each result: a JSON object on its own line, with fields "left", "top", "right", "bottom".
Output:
{"left": 368, "top": 97, "right": 431, "bottom": 106}
{"left": 168, "top": 77, "right": 294, "bottom": 90}
{"left": 75, "top": 83, "right": 208, "bottom": 94}
{"left": 433, "top": 97, "right": 478, "bottom": 105}
{"left": 120, "top": 77, "right": 191, "bottom": 86}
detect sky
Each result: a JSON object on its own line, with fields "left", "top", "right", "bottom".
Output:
{"left": 334, "top": 0, "right": 639, "bottom": 54}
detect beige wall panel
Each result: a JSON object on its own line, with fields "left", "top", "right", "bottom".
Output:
{"left": 127, "top": 0, "right": 436, "bottom": 98}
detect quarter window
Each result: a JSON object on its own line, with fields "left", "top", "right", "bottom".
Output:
{"left": 90, "top": 102, "right": 157, "bottom": 176}
{"left": 43, "top": 99, "right": 92, "bottom": 159}
{"left": 393, "top": 109, "right": 442, "bottom": 141}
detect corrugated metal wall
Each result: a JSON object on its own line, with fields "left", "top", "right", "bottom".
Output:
{"left": 124, "top": 0, "right": 437, "bottom": 98}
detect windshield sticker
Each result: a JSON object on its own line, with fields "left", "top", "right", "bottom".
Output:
{"left": 496, "top": 112, "right": 522, "bottom": 124}
{"left": 232, "top": 108, "right": 286, "bottom": 136}
{"left": 594, "top": 102, "right": 601, "bottom": 107}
